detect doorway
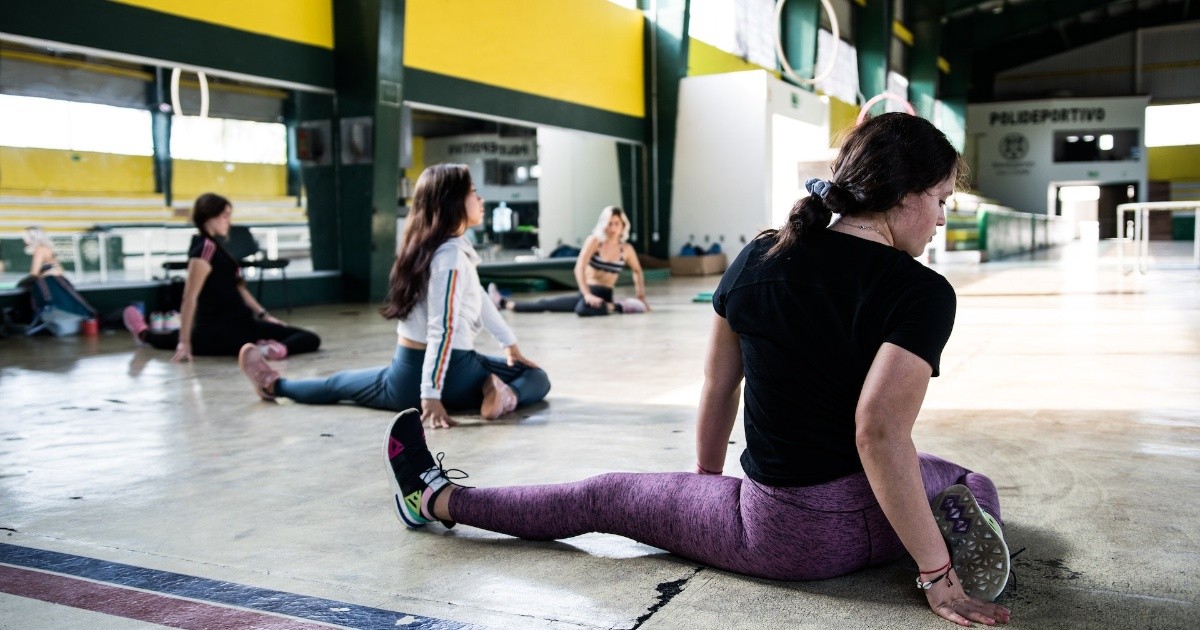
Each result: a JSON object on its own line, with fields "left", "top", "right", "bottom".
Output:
{"left": 1054, "top": 181, "right": 1138, "bottom": 240}
{"left": 1096, "top": 182, "right": 1138, "bottom": 239}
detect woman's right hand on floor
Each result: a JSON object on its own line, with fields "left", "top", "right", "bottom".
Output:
{"left": 421, "top": 398, "right": 458, "bottom": 429}
{"left": 172, "top": 341, "right": 193, "bottom": 362}
{"left": 582, "top": 293, "right": 604, "bottom": 308}
{"left": 925, "top": 570, "right": 1011, "bottom": 626}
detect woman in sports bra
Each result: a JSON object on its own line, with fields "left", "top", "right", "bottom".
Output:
{"left": 23, "top": 227, "right": 64, "bottom": 278}
{"left": 490, "top": 206, "right": 649, "bottom": 316}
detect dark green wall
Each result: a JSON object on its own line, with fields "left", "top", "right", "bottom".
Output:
{"left": 0, "top": 0, "right": 334, "bottom": 90}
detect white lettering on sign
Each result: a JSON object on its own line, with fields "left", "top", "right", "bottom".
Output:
{"left": 989, "top": 108, "right": 1106, "bottom": 126}
{"left": 446, "top": 142, "right": 532, "bottom": 156}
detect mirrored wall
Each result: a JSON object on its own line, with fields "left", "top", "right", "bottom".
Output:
{"left": 403, "top": 106, "right": 636, "bottom": 264}
{"left": 0, "top": 38, "right": 330, "bottom": 286}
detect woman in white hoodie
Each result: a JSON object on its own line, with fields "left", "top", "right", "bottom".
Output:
{"left": 239, "top": 163, "right": 549, "bottom": 428}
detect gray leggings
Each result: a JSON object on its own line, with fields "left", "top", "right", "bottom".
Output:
{"left": 274, "top": 345, "right": 550, "bottom": 412}
{"left": 511, "top": 285, "right": 615, "bottom": 317}
{"left": 449, "top": 452, "right": 1000, "bottom": 581}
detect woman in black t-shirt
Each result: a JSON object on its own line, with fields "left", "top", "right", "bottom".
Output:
{"left": 379, "top": 114, "right": 1011, "bottom": 628}
{"left": 122, "top": 193, "right": 320, "bottom": 361}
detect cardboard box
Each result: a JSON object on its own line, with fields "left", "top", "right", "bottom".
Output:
{"left": 669, "top": 252, "right": 727, "bottom": 276}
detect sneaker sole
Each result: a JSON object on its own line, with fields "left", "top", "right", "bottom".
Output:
{"left": 931, "top": 484, "right": 1010, "bottom": 601}
{"left": 382, "top": 410, "right": 427, "bottom": 529}
{"left": 481, "top": 376, "right": 517, "bottom": 420}
{"left": 237, "top": 345, "right": 276, "bottom": 401}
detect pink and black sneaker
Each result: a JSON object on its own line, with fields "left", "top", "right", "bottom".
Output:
{"left": 383, "top": 409, "right": 468, "bottom": 529}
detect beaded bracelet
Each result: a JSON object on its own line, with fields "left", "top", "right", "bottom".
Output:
{"left": 916, "top": 568, "right": 953, "bottom": 590}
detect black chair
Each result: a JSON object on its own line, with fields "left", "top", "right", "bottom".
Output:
{"left": 225, "top": 225, "right": 291, "bottom": 312}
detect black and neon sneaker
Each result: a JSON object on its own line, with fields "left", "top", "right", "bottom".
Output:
{"left": 382, "top": 409, "right": 468, "bottom": 529}
{"left": 931, "top": 484, "right": 1011, "bottom": 601}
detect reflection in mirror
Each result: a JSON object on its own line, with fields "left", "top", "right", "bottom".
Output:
{"left": 0, "top": 39, "right": 318, "bottom": 288}
{"left": 403, "top": 107, "right": 628, "bottom": 264}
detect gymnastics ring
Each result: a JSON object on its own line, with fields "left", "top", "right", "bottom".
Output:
{"left": 773, "top": 0, "right": 840, "bottom": 86}
{"left": 170, "top": 67, "right": 210, "bottom": 118}
{"left": 855, "top": 92, "right": 916, "bottom": 125}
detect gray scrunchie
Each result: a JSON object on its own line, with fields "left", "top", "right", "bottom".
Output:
{"left": 805, "top": 177, "right": 833, "bottom": 200}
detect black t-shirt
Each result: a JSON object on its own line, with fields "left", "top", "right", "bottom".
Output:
{"left": 187, "top": 234, "right": 251, "bottom": 324}
{"left": 713, "top": 229, "right": 956, "bottom": 487}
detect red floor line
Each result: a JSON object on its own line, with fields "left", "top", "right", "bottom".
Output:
{"left": 0, "top": 564, "right": 338, "bottom": 630}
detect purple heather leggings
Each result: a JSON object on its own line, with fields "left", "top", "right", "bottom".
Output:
{"left": 448, "top": 452, "right": 999, "bottom": 581}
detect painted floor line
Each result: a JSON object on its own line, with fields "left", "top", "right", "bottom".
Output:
{"left": 0, "top": 542, "right": 468, "bottom": 629}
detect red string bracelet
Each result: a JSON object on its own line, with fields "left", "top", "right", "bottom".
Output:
{"left": 916, "top": 569, "right": 953, "bottom": 591}
{"left": 695, "top": 463, "right": 722, "bottom": 475}
{"left": 919, "top": 559, "right": 952, "bottom": 575}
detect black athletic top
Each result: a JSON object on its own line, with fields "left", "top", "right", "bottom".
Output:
{"left": 187, "top": 234, "right": 251, "bottom": 323}
{"left": 588, "top": 245, "right": 626, "bottom": 275}
{"left": 713, "top": 229, "right": 956, "bottom": 487}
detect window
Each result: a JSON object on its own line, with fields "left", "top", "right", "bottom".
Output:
{"left": 815, "top": 29, "right": 858, "bottom": 104}
{"left": 0, "top": 94, "right": 152, "bottom": 156}
{"left": 1145, "top": 103, "right": 1200, "bottom": 147}
{"left": 170, "top": 116, "right": 286, "bottom": 164}
{"left": 690, "top": 0, "right": 777, "bottom": 69}
{"left": 1052, "top": 129, "right": 1140, "bottom": 163}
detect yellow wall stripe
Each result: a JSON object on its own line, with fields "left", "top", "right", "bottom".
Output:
{"left": 405, "top": 0, "right": 644, "bottom": 118}
{"left": 109, "top": 0, "right": 333, "bottom": 49}
{"left": 1, "top": 147, "right": 155, "bottom": 193}
{"left": 174, "top": 161, "right": 287, "bottom": 198}
{"left": 1148, "top": 145, "right": 1200, "bottom": 181}
{"left": 688, "top": 38, "right": 779, "bottom": 78}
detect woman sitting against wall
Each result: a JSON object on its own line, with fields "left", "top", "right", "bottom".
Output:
{"left": 122, "top": 193, "right": 320, "bottom": 361}
{"left": 23, "top": 227, "right": 64, "bottom": 278}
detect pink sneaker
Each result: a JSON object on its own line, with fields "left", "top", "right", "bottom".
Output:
{"left": 618, "top": 298, "right": 647, "bottom": 314}
{"left": 256, "top": 339, "right": 288, "bottom": 361}
{"left": 238, "top": 343, "right": 280, "bottom": 401}
{"left": 481, "top": 374, "right": 518, "bottom": 420}
{"left": 486, "top": 282, "right": 504, "bottom": 309}
{"left": 123, "top": 305, "right": 148, "bottom": 344}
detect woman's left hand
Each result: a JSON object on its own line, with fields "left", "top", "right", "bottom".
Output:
{"left": 637, "top": 293, "right": 651, "bottom": 311}
{"left": 263, "top": 314, "right": 286, "bottom": 326}
{"left": 924, "top": 569, "right": 1011, "bottom": 626}
{"left": 504, "top": 344, "right": 540, "bottom": 368}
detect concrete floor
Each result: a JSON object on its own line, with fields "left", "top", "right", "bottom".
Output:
{"left": 1, "top": 241, "right": 1198, "bottom": 629}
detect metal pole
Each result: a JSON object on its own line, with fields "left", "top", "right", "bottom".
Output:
{"left": 144, "top": 229, "right": 153, "bottom": 281}
{"left": 98, "top": 233, "right": 108, "bottom": 283}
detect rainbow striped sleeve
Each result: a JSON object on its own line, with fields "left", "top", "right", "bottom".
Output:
{"left": 429, "top": 269, "right": 459, "bottom": 392}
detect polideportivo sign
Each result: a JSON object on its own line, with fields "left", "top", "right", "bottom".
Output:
{"left": 989, "top": 108, "right": 1106, "bottom": 126}
{"left": 966, "top": 96, "right": 1148, "bottom": 214}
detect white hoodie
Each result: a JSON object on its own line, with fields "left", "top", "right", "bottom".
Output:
{"left": 396, "top": 236, "right": 517, "bottom": 400}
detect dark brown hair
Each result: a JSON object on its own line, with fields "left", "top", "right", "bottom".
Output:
{"left": 192, "top": 193, "right": 231, "bottom": 238}
{"left": 767, "top": 112, "right": 962, "bottom": 256}
{"left": 380, "top": 163, "right": 473, "bottom": 319}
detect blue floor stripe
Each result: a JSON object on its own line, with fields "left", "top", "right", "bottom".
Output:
{"left": 0, "top": 542, "right": 470, "bottom": 629}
